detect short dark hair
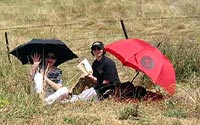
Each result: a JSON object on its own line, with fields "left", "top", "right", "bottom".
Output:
{"left": 91, "top": 41, "right": 106, "bottom": 56}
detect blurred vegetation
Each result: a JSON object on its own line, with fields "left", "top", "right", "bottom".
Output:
{"left": 159, "top": 41, "right": 199, "bottom": 82}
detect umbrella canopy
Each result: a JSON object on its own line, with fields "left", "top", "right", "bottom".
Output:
{"left": 105, "top": 38, "right": 176, "bottom": 95}
{"left": 10, "top": 39, "right": 78, "bottom": 67}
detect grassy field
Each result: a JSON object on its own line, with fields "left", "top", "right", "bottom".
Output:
{"left": 0, "top": 0, "right": 200, "bottom": 124}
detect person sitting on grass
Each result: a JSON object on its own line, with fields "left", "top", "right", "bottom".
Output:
{"left": 29, "top": 52, "right": 69, "bottom": 105}
{"left": 67, "top": 41, "right": 121, "bottom": 102}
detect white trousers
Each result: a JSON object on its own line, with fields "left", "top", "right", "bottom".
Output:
{"left": 70, "top": 87, "right": 98, "bottom": 102}
{"left": 45, "top": 87, "right": 69, "bottom": 105}
{"left": 33, "top": 72, "right": 43, "bottom": 93}
{"left": 33, "top": 72, "right": 69, "bottom": 105}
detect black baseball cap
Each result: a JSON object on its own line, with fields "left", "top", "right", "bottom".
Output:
{"left": 91, "top": 41, "right": 104, "bottom": 50}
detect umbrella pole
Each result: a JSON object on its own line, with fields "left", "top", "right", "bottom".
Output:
{"left": 131, "top": 71, "right": 140, "bottom": 83}
{"left": 5, "top": 32, "right": 12, "bottom": 64}
{"left": 41, "top": 45, "right": 46, "bottom": 83}
{"left": 42, "top": 45, "right": 45, "bottom": 71}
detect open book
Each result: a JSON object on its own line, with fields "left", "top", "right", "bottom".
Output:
{"left": 77, "top": 59, "right": 93, "bottom": 76}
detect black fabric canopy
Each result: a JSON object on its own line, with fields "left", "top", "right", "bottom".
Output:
{"left": 10, "top": 39, "right": 78, "bottom": 66}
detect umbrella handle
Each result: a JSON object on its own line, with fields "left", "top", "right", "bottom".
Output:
{"left": 42, "top": 63, "right": 50, "bottom": 92}
{"left": 44, "top": 63, "right": 50, "bottom": 77}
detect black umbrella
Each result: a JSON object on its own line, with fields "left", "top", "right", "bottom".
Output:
{"left": 10, "top": 39, "right": 78, "bottom": 67}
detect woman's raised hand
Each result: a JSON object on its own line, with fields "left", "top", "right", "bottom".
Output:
{"left": 31, "top": 53, "right": 41, "bottom": 66}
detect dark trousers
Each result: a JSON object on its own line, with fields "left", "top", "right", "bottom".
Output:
{"left": 94, "top": 83, "right": 118, "bottom": 99}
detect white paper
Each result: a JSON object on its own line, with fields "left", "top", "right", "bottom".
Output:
{"left": 77, "top": 59, "right": 93, "bottom": 76}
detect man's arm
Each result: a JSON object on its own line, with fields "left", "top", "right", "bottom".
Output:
{"left": 102, "top": 80, "right": 110, "bottom": 84}
{"left": 87, "top": 73, "right": 98, "bottom": 83}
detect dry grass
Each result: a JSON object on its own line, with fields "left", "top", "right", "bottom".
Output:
{"left": 0, "top": 0, "right": 200, "bottom": 124}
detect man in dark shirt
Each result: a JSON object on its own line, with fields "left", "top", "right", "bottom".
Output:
{"left": 89, "top": 41, "right": 120, "bottom": 98}
{"left": 69, "top": 41, "right": 121, "bottom": 102}
{"left": 92, "top": 55, "right": 120, "bottom": 86}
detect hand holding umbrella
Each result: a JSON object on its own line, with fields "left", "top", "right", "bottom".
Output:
{"left": 43, "top": 63, "right": 50, "bottom": 89}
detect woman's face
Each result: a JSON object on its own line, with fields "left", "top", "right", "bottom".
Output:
{"left": 92, "top": 47, "right": 104, "bottom": 58}
{"left": 45, "top": 53, "right": 56, "bottom": 66}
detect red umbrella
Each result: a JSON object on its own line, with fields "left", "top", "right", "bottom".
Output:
{"left": 105, "top": 38, "right": 176, "bottom": 95}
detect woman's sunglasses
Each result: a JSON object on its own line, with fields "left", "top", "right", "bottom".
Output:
{"left": 46, "top": 55, "right": 56, "bottom": 59}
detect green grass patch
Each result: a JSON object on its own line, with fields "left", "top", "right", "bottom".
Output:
{"left": 164, "top": 109, "right": 187, "bottom": 118}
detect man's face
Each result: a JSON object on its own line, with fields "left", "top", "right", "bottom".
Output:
{"left": 92, "top": 47, "right": 104, "bottom": 57}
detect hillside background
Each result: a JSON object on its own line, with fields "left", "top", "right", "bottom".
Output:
{"left": 0, "top": 0, "right": 199, "bottom": 124}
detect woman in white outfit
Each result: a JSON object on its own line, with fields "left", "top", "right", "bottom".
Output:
{"left": 29, "top": 52, "right": 69, "bottom": 105}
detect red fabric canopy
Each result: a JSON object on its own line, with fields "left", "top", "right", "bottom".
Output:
{"left": 105, "top": 38, "right": 176, "bottom": 95}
